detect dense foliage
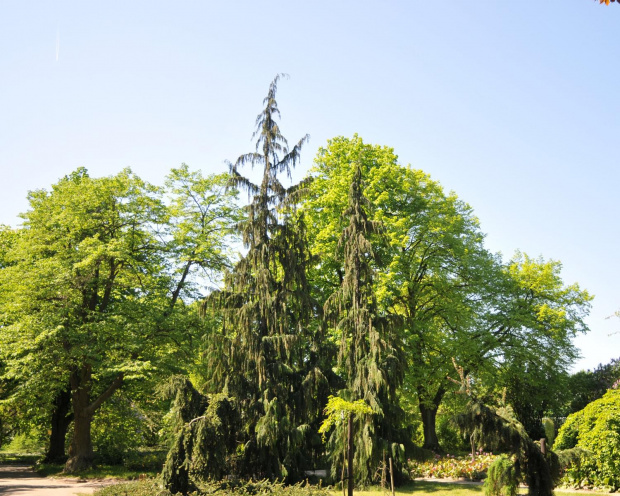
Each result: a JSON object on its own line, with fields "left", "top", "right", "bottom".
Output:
{"left": 160, "top": 377, "right": 239, "bottom": 494}
{"left": 0, "top": 76, "right": 596, "bottom": 494}
{"left": 484, "top": 455, "right": 518, "bottom": 496}
{"left": 562, "top": 358, "right": 620, "bottom": 415}
{"left": 554, "top": 388, "right": 620, "bottom": 490}
{"left": 0, "top": 166, "right": 239, "bottom": 470}
{"left": 455, "top": 401, "right": 559, "bottom": 496}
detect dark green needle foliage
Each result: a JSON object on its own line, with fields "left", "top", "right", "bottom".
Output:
{"left": 484, "top": 454, "right": 519, "bottom": 496}
{"left": 161, "top": 377, "right": 239, "bottom": 494}
{"left": 456, "top": 401, "right": 560, "bottom": 496}
{"left": 201, "top": 75, "right": 330, "bottom": 481}
{"left": 324, "top": 162, "right": 405, "bottom": 484}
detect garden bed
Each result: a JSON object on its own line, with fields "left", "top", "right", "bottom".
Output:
{"left": 407, "top": 453, "right": 497, "bottom": 481}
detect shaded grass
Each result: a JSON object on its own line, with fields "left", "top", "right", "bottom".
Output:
{"left": 35, "top": 448, "right": 165, "bottom": 480}
{"left": 36, "top": 462, "right": 160, "bottom": 480}
{"left": 81, "top": 479, "right": 160, "bottom": 496}
{"left": 0, "top": 451, "right": 41, "bottom": 465}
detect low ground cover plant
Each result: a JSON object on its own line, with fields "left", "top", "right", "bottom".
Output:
{"left": 91, "top": 479, "right": 333, "bottom": 496}
{"left": 408, "top": 452, "right": 498, "bottom": 480}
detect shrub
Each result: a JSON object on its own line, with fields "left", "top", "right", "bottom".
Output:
{"left": 554, "top": 389, "right": 620, "bottom": 490}
{"left": 541, "top": 418, "right": 555, "bottom": 447}
{"left": 1, "top": 432, "right": 43, "bottom": 454}
{"left": 483, "top": 454, "right": 518, "bottom": 496}
{"left": 92, "top": 395, "right": 160, "bottom": 465}
{"left": 553, "top": 411, "right": 583, "bottom": 450}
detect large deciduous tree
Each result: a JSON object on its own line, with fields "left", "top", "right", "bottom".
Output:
{"left": 472, "top": 253, "right": 592, "bottom": 438}
{"left": 408, "top": 251, "right": 591, "bottom": 448}
{"left": 304, "top": 135, "right": 490, "bottom": 452}
{"left": 0, "top": 166, "right": 239, "bottom": 471}
{"left": 0, "top": 168, "right": 166, "bottom": 471}
{"left": 304, "top": 135, "right": 591, "bottom": 453}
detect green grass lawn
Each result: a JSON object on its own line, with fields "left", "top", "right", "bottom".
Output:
{"left": 332, "top": 481, "right": 600, "bottom": 496}
{"left": 35, "top": 462, "right": 160, "bottom": 480}
{"left": 0, "top": 452, "right": 40, "bottom": 465}
{"left": 89, "top": 480, "right": 605, "bottom": 496}
{"left": 31, "top": 448, "right": 165, "bottom": 480}
{"left": 334, "top": 481, "right": 485, "bottom": 496}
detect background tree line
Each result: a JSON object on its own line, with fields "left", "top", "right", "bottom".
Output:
{"left": 0, "top": 77, "right": 600, "bottom": 488}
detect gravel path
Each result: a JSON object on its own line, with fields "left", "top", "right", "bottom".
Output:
{"left": 0, "top": 465, "right": 114, "bottom": 496}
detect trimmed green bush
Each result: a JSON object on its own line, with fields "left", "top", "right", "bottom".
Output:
{"left": 555, "top": 388, "right": 620, "bottom": 490}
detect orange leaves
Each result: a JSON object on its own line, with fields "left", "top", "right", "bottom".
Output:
{"left": 599, "top": 0, "right": 617, "bottom": 4}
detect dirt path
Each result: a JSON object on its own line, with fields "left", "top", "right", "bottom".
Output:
{"left": 0, "top": 465, "right": 113, "bottom": 496}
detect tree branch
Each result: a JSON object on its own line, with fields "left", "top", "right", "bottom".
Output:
{"left": 85, "top": 373, "right": 124, "bottom": 416}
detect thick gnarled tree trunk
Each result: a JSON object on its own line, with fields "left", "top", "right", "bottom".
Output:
{"left": 65, "top": 366, "right": 123, "bottom": 473}
{"left": 44, "top": 387, "right": 73, "bottom": 463}
{"left": 420, "top": 403, "right": 439, "bottom": 451}
{"left": 418, "top": 386, "right": 445, "bottom": 452}
{"left": 66, "top": 406, "right": 94, "bottom": 472}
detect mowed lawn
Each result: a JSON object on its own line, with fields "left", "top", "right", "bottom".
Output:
{"left": 332, "top": 481, "right": 598, "bottom": 496}
{"left": 332, "top": 481, "right": 483, "bottom": 496}
{"left": 89, "top": 479, "right": 606, "bottom": 496}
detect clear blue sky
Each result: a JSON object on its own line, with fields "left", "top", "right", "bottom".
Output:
{"left": 1, "top": 1, "right": 618, "bottom": 371}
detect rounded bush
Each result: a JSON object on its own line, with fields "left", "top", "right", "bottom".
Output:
{"left": 554, "top": 389, "right": 620, "bottom": 490}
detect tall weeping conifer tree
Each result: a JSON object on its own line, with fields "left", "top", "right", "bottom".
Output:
{"left": 325, "top": 161, "right": 405, "bottom": 484}
{"left": 205, "top": 75, "right": 330, "bottom": 480}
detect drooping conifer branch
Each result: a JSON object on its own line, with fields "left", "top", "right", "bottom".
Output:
{"left": 198, "top": 75, "right": 329, "bottom": 481}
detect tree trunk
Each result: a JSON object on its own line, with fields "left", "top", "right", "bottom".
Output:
{"left": 419, "top": 386, "right": 445, "bottom": 451}
{"left": 44, "top": 387, "right": 73, "bottom": 463}
{"left": 64, "top": 366, "right": 123, "bottom": 473}
{"left": 420, "top": 403, "right": 440, "bottom": 451}
{"left": 65, "top": 370, "right": 94, "bottom": 473}
{"left": 65, "top": 406, "right": 94, "bottom": 472}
